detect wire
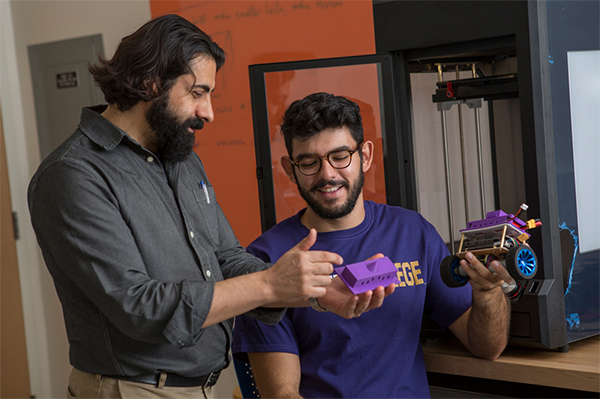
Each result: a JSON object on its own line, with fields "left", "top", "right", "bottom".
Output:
{"left": 505, "top": 237, "right": 517, "bottom": 248}
{"left": 508, "top": 203, "right": 528, "bottom": 222}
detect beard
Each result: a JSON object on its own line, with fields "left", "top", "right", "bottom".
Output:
{"left": 295, "top": 167, "right": 364, "bottom": 220}
{"left": 145, "top": 95, "right": 204, "bottom": 163}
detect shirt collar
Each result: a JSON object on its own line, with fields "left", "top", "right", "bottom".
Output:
{"left": 79, "top": 105, "right": 136, "bottom": 150}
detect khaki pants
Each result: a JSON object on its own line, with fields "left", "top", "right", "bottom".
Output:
{"left": 67, "top": 367, "right": 215, "bottom": 399}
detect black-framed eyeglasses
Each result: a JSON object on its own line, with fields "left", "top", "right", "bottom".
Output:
{"left": 291, "top": 141, "right": 364, "bottom": 176}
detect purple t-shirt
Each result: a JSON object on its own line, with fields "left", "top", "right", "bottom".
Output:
{"left": 233, "top": 201, "right": 472, "bottom": 398}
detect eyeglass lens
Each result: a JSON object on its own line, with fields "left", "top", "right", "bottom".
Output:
{"left": 297, "top": 150, "right": 352, "bottom": 175}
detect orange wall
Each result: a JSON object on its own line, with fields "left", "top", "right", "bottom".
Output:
{"left": 150, "top": 0, "right": 376, "bottom": 246}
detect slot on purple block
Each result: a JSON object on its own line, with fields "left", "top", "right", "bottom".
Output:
{"left": 336, "top": 256, "right": 400, "bottom": 295}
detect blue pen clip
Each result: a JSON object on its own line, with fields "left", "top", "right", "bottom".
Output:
{"left": 199, "top": 181, "right": 210, "bottom": 204}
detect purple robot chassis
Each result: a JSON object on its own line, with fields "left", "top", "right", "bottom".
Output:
{"left": 440, "top": 204, "right": 541, "bottom": 298}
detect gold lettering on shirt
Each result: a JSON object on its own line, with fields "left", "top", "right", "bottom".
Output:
{"left": 396, "top": 267, "right": 406, "bottom": 287}
{"left": 411, "top": 261, "right": 425, "bottom": 285}
{"left": 402, "top": 262, "right": 414, "bottom": 286}
{"left": 394, "top": 261, "right": 425, "bottom": 288}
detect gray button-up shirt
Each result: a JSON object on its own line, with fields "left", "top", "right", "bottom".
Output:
{"left": 28, "top": 106, "right": 284, "bottom": 377}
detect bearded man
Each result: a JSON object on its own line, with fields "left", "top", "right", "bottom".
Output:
{"left": 28, "top": 17, "right": 390, "bottom": 399}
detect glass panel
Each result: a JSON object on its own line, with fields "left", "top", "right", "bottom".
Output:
{"left": 547, "top": 0, "right": 600, "bottom": 342}
{"left": 263, "top": 64, "right": 387, "bottom": 223}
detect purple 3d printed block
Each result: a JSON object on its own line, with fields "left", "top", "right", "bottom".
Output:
{"left": 335, "top": 256, "right": 400, "bottom": 295}
{"left": 463, "top": 210, "right": 527, "bottom": 232}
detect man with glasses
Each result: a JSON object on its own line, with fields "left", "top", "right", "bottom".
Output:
{"left": 233, "top": 92, "right": 514, "bottom": 398}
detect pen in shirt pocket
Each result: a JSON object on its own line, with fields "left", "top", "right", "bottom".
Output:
{"left": 199, "top": 181, "right": 210, "bottom": 204}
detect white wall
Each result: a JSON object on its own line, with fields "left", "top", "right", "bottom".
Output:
{"left": 2, "top": 2, "right": 149, "bottom": 397}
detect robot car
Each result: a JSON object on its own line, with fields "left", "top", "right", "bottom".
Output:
{"left": 440, "top": 204, "right": 541, "bottom": 297}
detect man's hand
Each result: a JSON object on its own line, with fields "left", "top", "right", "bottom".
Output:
{"left": 460, "top": 252, "right": 514, "bottom": 292}
{"left": 318, "top": 253, "right": 396, "bottom": 319}
{"left": 264, "top": 228, "right": 343, "bottom": 304}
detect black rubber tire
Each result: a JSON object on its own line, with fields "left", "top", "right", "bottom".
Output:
{"left": 505, "top": 245, "right": 538, "bottom": 280}
{"left": 440, "top": 255, "right": 469, "bottom": 287}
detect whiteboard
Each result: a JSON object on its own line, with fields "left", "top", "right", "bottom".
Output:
{"left": 567, "top": 50, "right": 600, "bottom": 253}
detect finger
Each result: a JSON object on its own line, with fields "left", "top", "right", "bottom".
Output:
{"left": 290, "top": 229, "right": 343, "bottom": 267}
{"left": 464, "top": 252, "right": 486, "bottom": 271}
{"left": 462, "top": 253, "right": 496, "bottom": 281}
{"left": 460, "top": 259, "right": 489, "bottom": 285}
{"left": 312, "top": 274, "right": 335, "bottom": 288}
{"left": 354, "top": 290, "right": 374, "bottom": 315}
{"left": 385, "top": 283, "right": 396, "bottom": 296}
{"left": 292, "top": 228, "right": 317, "bottom": 253}
{"left": 310, "top": 286, "right": 328, "bottom": 298}
{"left": 365, "top": 286, "right": 386, "bottom": 310}
{"left": 459, "top": 259, "right": 476, "bottom": 279}
{"left": 304, "top": 250, "right": 343, "bottom": 268}
{"left": 343, "top": 296, "right": 360, "bottom": 317}
{"left": 366, "top": 253, "right": 385, "bottom": 261}
{"left": 489, "top": 260, "right": 514, "bottom": 283}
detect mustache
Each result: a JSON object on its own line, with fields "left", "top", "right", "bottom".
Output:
{"left": 187, "top": 118, "right": 204, "bottom": 131}
{"left": 310, "top": 179, "right": 348, "bottom": 192}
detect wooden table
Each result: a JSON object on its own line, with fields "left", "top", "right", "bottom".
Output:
{"left": 422, "top": 335, "right": 600, "bottom": 393}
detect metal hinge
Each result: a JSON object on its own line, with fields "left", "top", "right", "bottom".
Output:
{"left": 12, "top": 211, "right": 20, "bottom": 240}
{"left": 256, "top": 167, "right": 263, "bottom": 180}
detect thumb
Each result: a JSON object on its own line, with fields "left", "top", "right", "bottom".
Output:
{"left": 292, "top": 228, "right": 317, "bottom": 252}
{"left": 366, "top": 253, "right": 385, "bottom": 261}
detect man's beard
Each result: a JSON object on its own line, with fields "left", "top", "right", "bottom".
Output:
{"left": 145, "top": 95, "right": 204, "bottom": 163}
{"left": 295, "top": 168, "right": 364, "bottom": 219}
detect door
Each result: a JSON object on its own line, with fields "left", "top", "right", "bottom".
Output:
{"left": 28, "top": 34, "right": 104, "bottom": 161}
{"left": 1, "top": 106, "right": 31, "bottom": 398}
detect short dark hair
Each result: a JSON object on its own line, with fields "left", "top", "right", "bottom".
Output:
{"left": 89, "top": 14, "right": 225, "bottom": 111}
{"left": 280, "top": 92, "right": 364, "bottom": 157}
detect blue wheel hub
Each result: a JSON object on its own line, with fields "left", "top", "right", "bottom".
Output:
{"left": 518, "top": 248, "right": 537, "bottom": 276}
{"left": 450, "top": 258, "right": 469, "bottom": 284}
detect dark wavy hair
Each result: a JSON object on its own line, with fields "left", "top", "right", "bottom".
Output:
{"left": 280, "top": 92, "right": 364, "bottom": 157}
{"left": 89, "top": 14, "right": 225, "bottom": 111}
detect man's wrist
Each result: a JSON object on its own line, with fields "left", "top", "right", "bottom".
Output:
{"left": 309, "top": 297, "right": 328, "bottom": 312}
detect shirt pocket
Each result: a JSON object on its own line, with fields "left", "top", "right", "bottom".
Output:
{"left": 192, "top": 186, "right": 219, "bottom": 246}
